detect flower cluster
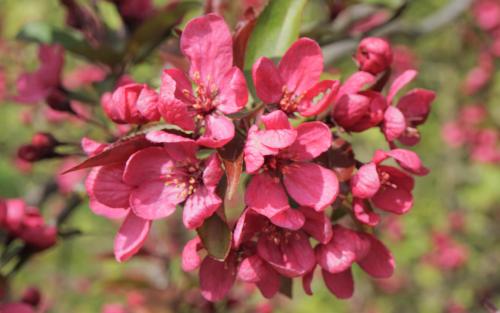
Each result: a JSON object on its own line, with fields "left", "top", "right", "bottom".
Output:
{"left": 74, "top": 14, "right": 434, "bottom": 301}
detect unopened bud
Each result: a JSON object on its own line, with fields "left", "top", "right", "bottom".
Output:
{"left": 355, "top": 37, "right": 393, "bottom": 75}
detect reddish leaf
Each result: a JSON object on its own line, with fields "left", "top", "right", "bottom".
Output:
{"left": 63, "top": 135, "right": 154, "bottom": 173}
{"left": 196, "top": 213, "right": 232, "bottom": 261}
{"left": 233, "top": 8, "right": 257, "bottom": 70}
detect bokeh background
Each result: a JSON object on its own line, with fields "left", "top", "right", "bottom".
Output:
{"left": 0, "top": 0, "right": 499, "bottom": 312}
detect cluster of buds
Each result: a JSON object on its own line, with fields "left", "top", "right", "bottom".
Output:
{"left": 71, "top": 14, "right": 435, "bottom": 301}
{"left": 0, "top": 198, "right": 57, "bottom": 251}
{"left": 0, "top": 286, "right": 42, "bottom": 313}
{"left": 17, "top": 132, "right": 61, "bottom": 163}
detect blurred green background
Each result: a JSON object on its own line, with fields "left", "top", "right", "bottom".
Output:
{"left": 1, "top": 0, "right": 500, "bottom": 312}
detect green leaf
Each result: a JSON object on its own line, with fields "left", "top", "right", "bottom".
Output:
{"left": 16, "top": 22, "right": 122, "bottom": 66}
{"left": 125, "top": 2, "right": 199, "bottom": 64}
{"left": 279, "top": 276, "right": 293, "bottom": 298}
{"left": 244, "top": 0, "right": 308, "bottom": 89}
{"left": 197, "top": 214, "right": 232, "bottom": 261}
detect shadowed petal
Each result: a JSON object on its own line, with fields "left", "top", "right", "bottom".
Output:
{"left": 114, "top": 212, "right": 151, "bottom": 262}
{"left": 252, "top": 57, "right": 283, "bottom": 104}
{"left": 322, "top": 268, "right": 354, "bottom": 299}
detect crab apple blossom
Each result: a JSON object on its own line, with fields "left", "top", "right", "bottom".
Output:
{"left": 158, "top": 13, "right": 248, "bottom": 148}
{"left": 252, "top": 37, "right": 339, "bottom": 116}
{"left": 244, "top": 110, "right": 339, "bottom": 223}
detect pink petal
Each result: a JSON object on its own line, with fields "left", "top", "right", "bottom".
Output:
{"left": 245, "top": 173, "right": 289, "bottom": 218}
{"left": 384, "top": 149, "right": 429, "bottom": 176}
{"left": 252, "top": 57, "right": 283, "bottom": 104}
{"left": 351, "top": 163, "right": 381, "bottom": 199}
{"left": 203, "top": 153, "right": 223, "bottom": 189}
{"left": 353, "top": 198, "right": 380, "bottom": 226}
{"left": 244, "top": 126, "right": 269, "bottom": 173}
{"left": 299, "top": 207, "right": 333, "bottom": 244}
{"left": 259, "top": 111, "right": 297, "bottom": 149}
{"left": 298, "top": 80, "right": 340, "bottom": 117}
{"left": 89, "top": 198, "right": 128, "bottom": 219}
{"left": 336, "top": 71, "right": 375, "bottom": 101}
{"left": 145, "top": 131, "right": 197, "bottom": 161}
{"left": 282, "top": 121, "right": 332, "bottom": 161}
{"left": 216, "top": 66, "right": 248, "bottom": 114}
{"left": 387, "top": 69, "right": 417, "bottom": 104}
{"left": 81, "top": 137, "right": 107, "bottom": 156}
{"left": 257, "top": 230, "right": 315, "bottom": 277}
{"left": 372, "top": 184, "right": 413, "bottom": 214}
{"left": 200, "top": 254, "right": 237, "bottom": 302}
{"left": 183, "top": 186, "right": 222, "bottom": 229}
{"left": 322, "top": 268, "right": 354, "bottom": 299}
{"left": 233, "top": 209, "right": 267, "bottom": 248}
{"left": 122, "top": 147, "right": 175, "bottom": 186}
{"left": 130, "top": 180, "right": 184, "bottom": 220}
{"left": 316, "top": 226, "right": 370, "bottom": 273}
{"left": 182, "top": 236, "right": 202, "bottom": 272}
{"left": 136, "top": 85, "right": 160, "bottom": 121}
{"left": 158, "top": 70, "right": 195, "bottom": 131}
{"left": 197, "top": 114, "right": 234, "bottom": 148}
{"left": 0, "top": 303, "right": 36, "bottom": 313}
{"left": 87, "top": 165, "right": 131, "bottom": 209}
{"left": 278, "top": 38, "right": 323, "bottom": 95}
{"left": 332, "top": 94, "right": 370, "bottom": 128}
{"left": 283, "top": 162, "right": 339, "bottom": 211}
{"left": 396, "top": 88, "right": 436, "bottom": 125}
{"left": 269, "top": 208, "right": 305, "bottom": 230}
{"left": 357, "top": 233, "right": 395, "bottom": 278}
{"left": 302, "top": 268, "right": 315, "bottom": 295}
{"left": 238, "top": 256, "right": 281, "bottom": 298}
{"left": 382, "top": 106, "right": 406, "bottom": 142}
{"left": 114, "top": 212, "right": 151, "bottom": 262}
{"left": 181, "top": 14, "right": 233, "bottom": 86}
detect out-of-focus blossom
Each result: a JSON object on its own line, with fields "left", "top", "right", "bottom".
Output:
{"left": 424, "top": 232, "right": 468, "bottom": 270}
{"left": 355, "top": 37, "right": 393, "bottom": 75}
{"left": 473, "top": 0, "right": 500, "bottom": 31}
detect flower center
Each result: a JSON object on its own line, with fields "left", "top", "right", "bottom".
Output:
{"left": 186, "top": 72, "right": 219, "bottom": 117}
{"left": 279, "top": 86, "right": 303, "bottom": 113}
{"left": 164, "top": 162, "right": 203, "bottom": 197}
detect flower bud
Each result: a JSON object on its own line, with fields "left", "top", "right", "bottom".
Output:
{"left": 21, "top": 287, "right": 41, "bottom": 307}
{"left": 355, "top": 37, "right": 393, "bottom": 75}
{"left": 102, "top": 83, "right": 160, "bottom": 125}
{"left": 46, "top": 88, "right": 73, "bottom": 114}
{"left": 17, "top": 133, "right": 60, "bottom": 162}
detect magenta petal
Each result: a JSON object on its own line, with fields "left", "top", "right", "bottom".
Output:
{"left": 336, "top": 71, "right": 375, "bottom": 101}
{"left": 278, "top": 38, "right": 323, "bottom": 95}
{"left": 252, "top": 57, "right": 283, "bottom": 104}
{"left": 238, "top": 255, "right": 280, "bottom": 298}
{"left": 130, "top": 180, "right": 184, "bottom": 220}
{"left": 302, "top": 268, "right": 315, "bottom": 295}
{"left": 261, "top": 110, "right": 293, "bottom": 130}
{"left": 114, "top": 212, "right": 151, "bottom": 262}
{"left": 81, "top": 137, "right": 107, "bottom": 156}
{"left": 332, "top": 94, "right": 370, "bottom": 128}
{"left": 269, "top": 208, "right": 306, "bottom": 230}
{"left": 123, "top": 147, "right": 175, "bottom": 186}
{"left": 89, "top": 198, "right": 128, "bottom": 219}
{"left": 245, "top": 173, "right": 289, "bottom": 218}
{"left": 200, "top": 255, "right": 237, "bottom": 302}
{"left": 238, "top": 255, "right": 261, "bottom": 283}
{"left": 217, "top": 66, "right": 248, "bottom": 114}
{"left": 298, "top": 80, "right": 340, "bottom": 117}
{"left": 353, "top": 198, "right": 380, "bottom": 226}
{"left": 136, "top": 85, "right": 160, "bottom": 121}
{"left": 299, "top": 207, "right": 333, "bottom": 244}
{"left": 0, "top": 303, "right": 36, "bottom": 313}
{"left": 385, "top": 149, "right": 429, "bottom": 176}
{"left": 322, "top": 268, "right": 354, "bottom": 299}
{"left": 351, "top": 163, "right": 381, "bottom": 199}
{"left": 182, "top": 237, "right": 202, "bottom": 272}
{"left": 244, "top": 126, "right": 269, "bottom": 173}
{"left": 181, "top": 14, "right": 233, "bottom": 86}
{"left": 387, "top": 69, "right": 417, "bottom": 104}
{"left": 397, "top": 88, "right": 436, "bottom": 125}
{"left": 183, "top": 186, "right": 222, "bottom": 229}
{"left": 282, "top": 122, "right": 331, "bottom": 161}
{"left": 158, "top": 70, "right": 195, "bottom": 131}
{"left": 259, "top": 111, "right": 297, "bottom": 149}
{"left": 257, "top": 230, "right": 315, "bottom": 277}
{"left": 382, "top": 106, "right": 406, "bottom": 141}
{"left": 233, "top": 209, "right": 267, "bottom": 248}
{"left": 203, "top": 153, "right": 224, "bottom": 189}
{"left": 316, "top": 226, "right": 370, "bottom": 273}
{"left": 357, "top": 234, "right": 395, "bottom": 278}
{"left": 161, "top": 68, "right": 193, "bottom": 103}
{"left": 197, "top": 114, "right": 234, "bottom": 148}
{"left": 284, "top": 162, "right": 339, "bottom": 212}
{"left": 88, "top": 165, "right": 131, "bottom": 209}
{"left": 372, "top": 184, "right": 413, "bottom": 214}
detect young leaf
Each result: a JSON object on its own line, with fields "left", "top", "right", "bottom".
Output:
{"left": 196, "top": 214, "right": 232, "bottom": 261}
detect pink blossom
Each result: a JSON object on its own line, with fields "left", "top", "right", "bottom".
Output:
{"left": 57, "top": 158, "right": 88, "bottom": 194}
{"left": 87, "top": 133, "right": 223, "bottom": 261}
{"left": 252, "top": 38, "right": 339, "bottom": 116}
{"left": 16, "top": 45, "right": 64, "bottom": 104}
{"left": 158, "top": 14, "right": 248, "bottom": 148}
{"left": 244, "top": 110, "right": 338, "bottom": 224}
{"left": 351, "top": 149, "right": 428, "bottom": 219}
{"left": 355, "top": 37, "right": 393, "bottom": 75}
{"left": 473, "top": 0, "right": 500, "bottom": 31}
{"left": 424, "top": 232, "right": 468, "bottom": 270}
{"left": 313, "top": 225, "right": 395, "bottom": 299}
